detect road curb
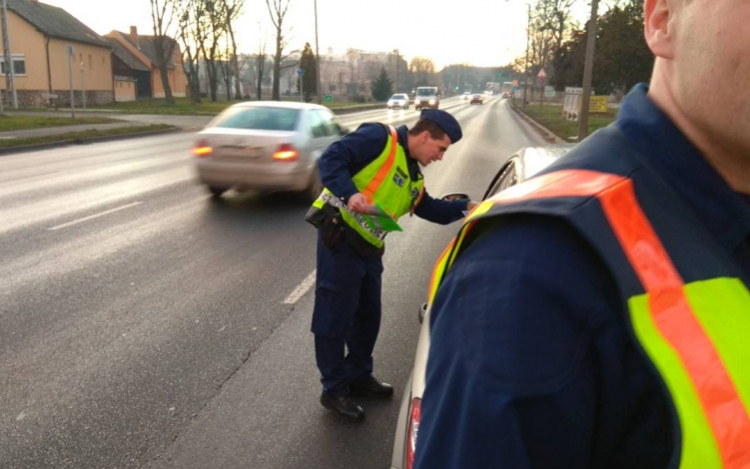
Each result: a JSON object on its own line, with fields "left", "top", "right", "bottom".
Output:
{"left": 0, "top": 126, "right": 182, "bottom": 156}
{"left": 510, "top": 104, "right": 568, "bottom": 144}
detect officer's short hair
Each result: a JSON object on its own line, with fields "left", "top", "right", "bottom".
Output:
{"left": 408, "top": 119, "right": 447, "bottom": 141}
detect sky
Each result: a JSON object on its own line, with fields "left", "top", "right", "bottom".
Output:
{"left": 42, "top": 0, "right": 594, "bottom": 69}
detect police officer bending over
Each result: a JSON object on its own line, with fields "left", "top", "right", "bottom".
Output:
{"left": 306, "top": 109, "right": 477, "bottom": 422}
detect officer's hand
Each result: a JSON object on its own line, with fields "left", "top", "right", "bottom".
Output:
{"left": 347, "top": 193, "right": 369, "bottom": 213}
{"left": 467, "top": 200, "right": 479, "bottom": 211}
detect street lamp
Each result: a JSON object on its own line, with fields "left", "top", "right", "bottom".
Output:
{"left": 314, "top": 0, "right": 322, "bottom": 104}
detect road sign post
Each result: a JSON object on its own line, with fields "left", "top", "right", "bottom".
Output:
{"left": 324, "top": 95, "right": 333, "bottom": 103}
{"left": 67, "top": 44, "right": 75, "bottom": 119}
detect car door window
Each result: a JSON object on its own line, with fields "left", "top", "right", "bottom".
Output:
{"left": 307, "top": 110, "right": 328, "bottom": 138}
{"left": 316, "top": 110, "right": 342, "bottom": 136}
{"left": 483, "top": 160, "right": 517, "bottom": 200}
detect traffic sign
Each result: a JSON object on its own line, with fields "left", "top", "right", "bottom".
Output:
{"left": 324, "top": 95, "right": 333, "bottom": 103}
{"left": 297, "top": 68, "right": 304, "bottom": 76}
{"left": 537, "top": 76, "right": 546, "bottom": 86}
{"left": 537, "top": 68, "right": 547, "bottom": 78}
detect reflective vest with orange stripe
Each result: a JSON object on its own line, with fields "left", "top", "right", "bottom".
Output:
{"left": 311, "top": 125, "right": 424, "bottom": 248}
{"left": 428, "top": 127, "right": 750, "bottom": 468}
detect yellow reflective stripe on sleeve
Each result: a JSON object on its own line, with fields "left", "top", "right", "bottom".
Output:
{"left": 629, "top": 294, "right": 723, "bottom": 469}
{"left": 685, "top": 278, "right": 750, "bottom": 423}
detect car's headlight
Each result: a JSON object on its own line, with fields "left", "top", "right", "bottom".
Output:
{"left": 429, "top": 99, "right": 436, "bottom": 105}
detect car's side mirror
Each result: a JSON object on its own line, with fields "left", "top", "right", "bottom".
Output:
{"left": 419, "top": 302, "right": 428, "bottom": 324}
{"left": 338, "top": 124, "right": 350, "bottom": 135}
{"left": 441, "top": 192, "right": 470, "bottom": 202}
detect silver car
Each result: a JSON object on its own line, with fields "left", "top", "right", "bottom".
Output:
{"left": 390, "top": 145, "right": 574, "bottom": 469}
{"left": 388, "top": 93, "right": 411, "bottom": 110}
{"left": 193, "top": 101, "right": 347, "bottom": 199}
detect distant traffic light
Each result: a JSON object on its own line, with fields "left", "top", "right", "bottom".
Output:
{"left": 498, "top": 72, "right": 503, "bottom": 77}
{"left": 455, "top": 86, "right": 459, "bottom": 90}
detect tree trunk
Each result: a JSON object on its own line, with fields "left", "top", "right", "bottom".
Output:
{"left": 272, "top": 44, "right": 282, "bottom": 101}
{"left": 256, "top": 55, "right": 265, "bottom": 100}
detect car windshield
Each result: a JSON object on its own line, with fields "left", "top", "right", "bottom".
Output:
{"left": 390, "top": 95, "right": 405, "bottom": 100}
{"left": 417, "top": 88, "right": 436, "bottom": 96}
{"left": 473, "top": 94, "right": 481, "bottom": 98}
{"left": 211, "top": 107, "right": 300, "bottom": 131}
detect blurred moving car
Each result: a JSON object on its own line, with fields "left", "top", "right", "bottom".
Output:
{"left": 389, "top": 144, "right": 575, "bottom": 469}
{"left": 192, "top": 101, "right": 348, "bottom": 200}
{"left": 414, "top": 86, "right": 440, "bottom": 110}
{"left": 388, "top": 93, "right": 411, "bottom": 110}
{"left": 502, "top": 91, "right": 513, "bottom": 98}
{"left": 469, "top": 94, "right": 484, "bottom": 105}
{"left": 462, "top": 91, "right": 472, "bottom": 101}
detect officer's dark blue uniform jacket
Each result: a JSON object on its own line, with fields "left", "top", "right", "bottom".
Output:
{"left": 319, "top": 123, "right": 468, "bottom": 224}
{"left": 414, "top": 85, "right": 750, "bottom": 469}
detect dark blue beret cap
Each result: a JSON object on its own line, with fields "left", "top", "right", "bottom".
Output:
{"left": 419, "top": 109, "right": 462, "bottom": 144}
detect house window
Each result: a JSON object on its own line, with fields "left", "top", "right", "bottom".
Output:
{"left": 0, "top": 54, "right": 26, "bottom": 75}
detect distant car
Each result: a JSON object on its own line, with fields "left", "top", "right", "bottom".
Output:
{"left": 470, "top": 94, "right": 483, "bottom": 105}
{"left": 389, "top": 144, "right": 575, "bottom": 469}
{"left": 192, "top": 101, "right": 348, "bottom": 200}
{"left": 462, "top": 91, "right": 472, "bottom": 101}
{"left": 414, "top": 86, "right": 440, "bottom": 110}
{"left": 387, "top": 93, "right": 410, "bottom": 110}
{"left": 502, "top": 91, "right": 512, "bottom": 98}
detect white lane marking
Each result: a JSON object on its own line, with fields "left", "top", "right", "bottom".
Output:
{"left": 284, "top": 269, "right": 316, "bottom": 304}
{"left": 48, "top": 202, "right": 142, "bottom": 231}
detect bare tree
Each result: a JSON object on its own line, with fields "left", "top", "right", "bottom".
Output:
{"left": 150, "top": 0, "right": 178, "bottom": 105}
{"left": 265, "top": 0, "right": 292, "bottom": 100}
{"left": 218, "top": 36, "right": 234, "bottom": 100}
{"left": 198, "top": 0, "right": 227, "bottom": 102}
{"left": 256, "top": 39, "right": 267, "bottom": 100}
{"left": 176, "top": 0, "right": 202, "bottom": 104}
{"left": 219, "top": 0, "right": 245, "bottom": 100}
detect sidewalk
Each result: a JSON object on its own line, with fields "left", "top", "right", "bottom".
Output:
{"left": 0, "top": 121, "right": 150, "bottom": 140}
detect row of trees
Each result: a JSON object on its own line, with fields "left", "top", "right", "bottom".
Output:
{"left": 513, "top": 0, "right": 652, "bottom": 96}
{"left": 149, "top": 0, "right": 298, "bottom": 105}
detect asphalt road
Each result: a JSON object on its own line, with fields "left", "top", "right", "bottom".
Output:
{"left": 0, "top": 96, "right": 544, "bottom": 469}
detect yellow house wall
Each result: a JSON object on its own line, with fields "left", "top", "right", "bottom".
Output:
{"left": 0, "top": 11, "right": 48, "bottom": 90}
{"left": 0, "top": 11, "right": 112, "bottom": 92}
{"left": 114, "top": 79, "right": 136, "bottom": 102}
{"left": 152, "top": 45, "right": 187, "bottom": 98}
{"left": 47, "top": 38, "right": 112, "bottom": 91}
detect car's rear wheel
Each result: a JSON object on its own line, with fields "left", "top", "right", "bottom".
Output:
{"left": 207, "top": 186, "right": 227, "bottom": 198}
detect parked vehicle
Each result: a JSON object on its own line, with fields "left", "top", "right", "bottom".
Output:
{"left": 389, "top": 144, "right": 575, "bottom": 469}
{"left": 192, "top": 101, "right": 348, "bottom": 200}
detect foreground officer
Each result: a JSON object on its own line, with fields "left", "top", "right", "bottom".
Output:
{"left": 306, "top": 109, "right": 477, "bottom": 421}
{"left": 415, "top": 0, "right": 750, "bottom": 467}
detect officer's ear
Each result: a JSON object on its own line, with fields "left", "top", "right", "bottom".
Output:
{"left": 645, "top": 0, "right": 676, "bottom": 59}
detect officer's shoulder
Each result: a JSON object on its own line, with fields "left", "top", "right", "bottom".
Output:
{"left": 352, "top": 122, "right": 389, "bottom": 139}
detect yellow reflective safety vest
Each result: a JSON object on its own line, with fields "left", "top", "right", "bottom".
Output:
{"left": 428, "top": 127, "right": 750, "bottom": 468}
{"left": 311, "top": 125, "right": 424, "bottom": 248}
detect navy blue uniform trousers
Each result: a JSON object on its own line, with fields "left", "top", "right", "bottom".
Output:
{"left": 312, "top": 227, "right": 384, "bottom": 396}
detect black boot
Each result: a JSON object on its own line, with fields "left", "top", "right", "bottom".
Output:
{"left": 320, "top": 393, "right": 365, "bottom": 422}
{"left": 349, "top": 375, "right": 394, "bottom": 398}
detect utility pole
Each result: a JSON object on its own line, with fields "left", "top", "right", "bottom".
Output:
{"left": 394, "top": 49, "right": 400, "bottom": 92}
{"left": 1, "top": 0, "right": 18, "bottom": 109}
{"left": 578, "top": 0, "right": 599, "bottom": 141}
{"left": 314, "top": 0, "right": 322, "bottom": 104}
{"left": 523, "top": 2, "right": 530, "bottom": 109}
